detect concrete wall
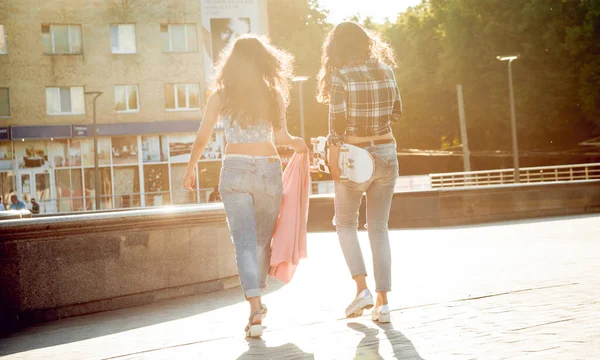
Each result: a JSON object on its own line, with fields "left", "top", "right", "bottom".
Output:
{"left": 0, "top": 204, "right": 238, "bottom": 333}
{"left": 0, "top": 0, "right": 206, "bottom": 127}
{"left": 308, "top": 180, "right": 600, "bottom": 231}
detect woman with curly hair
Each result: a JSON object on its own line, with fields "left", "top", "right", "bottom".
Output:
{"left": 184, "top": 35, "right": 307, "bottom": 337}
{"left": 317, "top": 22, "right": 402, "bottom": 323}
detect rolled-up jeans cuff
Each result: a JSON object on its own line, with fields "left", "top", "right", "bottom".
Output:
{"left": 351, "top": 272, "right": 367, "bottom": 279}
{"left": 245, "top": 288, "right": 262, "bottom": 299}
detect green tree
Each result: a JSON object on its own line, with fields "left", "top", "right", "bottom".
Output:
{"left": 383, "top": 3, "right": 455, "bottom": 150}
{"left": 268, "top": 0, "right": 600, "bottom": 153}
{"left": 380, "top": 0, "right": 598, "bottom": 151}
{"left": 566, "top": 0, "right": 600, "bottom": 130}
{"left": 267, "top": 0, "right": 331, "bottom": 140}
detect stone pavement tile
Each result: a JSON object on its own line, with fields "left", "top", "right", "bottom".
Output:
{"left": 1, "top": 215, "right": 599, "bottom": 359}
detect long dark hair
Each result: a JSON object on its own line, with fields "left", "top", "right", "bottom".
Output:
{"left": 214, "top": 35, "right": 294, "bottom": 129}
{"left": 317, "top": 22, "right": 396, "bottom": 103}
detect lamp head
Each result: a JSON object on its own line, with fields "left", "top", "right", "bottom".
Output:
{"left": 292, "top": 76, "right": 310, "bottom": 82}
{"left": 496, "top": 55, "right": 519, "bottom": 61}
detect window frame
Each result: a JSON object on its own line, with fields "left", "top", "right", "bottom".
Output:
{"left": 46, "top": 86, "right": 86, "bottom": 115}
{"left": 165, "top": 83, "right": 200, "bottom": 111}
{"left": 161, "top": 24, "right": 197, "bottom": 53}
{"left": 114, "top": 84, "right": 140, "bottom": 113}
{"left": 42, "top": 24, "right": 83, "bottom": 55}
{"left": 0, "top": 87, "right": 10, "bottom": 118}
{"left": 0, "top": 25, "right": 7, "bottom": 55}
{"left": 110, "top": 24, "right": 137, "bottom": 54}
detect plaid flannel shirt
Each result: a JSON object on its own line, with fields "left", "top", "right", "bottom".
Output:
{"left": 328, "top": 58, "right": 402, "bottom": 147}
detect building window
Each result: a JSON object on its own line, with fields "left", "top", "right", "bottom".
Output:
{"left": 160, "top": 24, "right": 197, "bottom": 53}
{"left": 110, "top": 24, "right": 136, "bottom": 54}
{"left": 42, "top": 25, "right": 82, "bottom": 55}
{"left": 0, "top": 88, "right": 9, "bottom": 117}
{"left": 165, "top": 84, "right": 200, "bottom": 111}
{"left": 114, "top": 85, "right": 139, "bottom": 112}
{"left": 0, "top": 25, "right": 7, "bottom": 54}
{"left": 46, "top": 87, "right": 85, "bottom": 115}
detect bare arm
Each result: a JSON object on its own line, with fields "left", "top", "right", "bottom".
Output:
{"left": 184, "top": 92, "right": 220, "bottom": 190}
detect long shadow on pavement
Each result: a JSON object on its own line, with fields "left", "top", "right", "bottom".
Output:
{"left": 236, "top": 338, "right": 314, "bottom": 360}
{"left": 349, "top": 322, "right": 424, "bottom": 360}
{"left": 0, "top": 279, "right": 285, "bottom": 356}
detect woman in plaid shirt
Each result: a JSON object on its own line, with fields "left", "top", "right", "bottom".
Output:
{"left": 317, "top": 22, "right": 402, "bottom": 323}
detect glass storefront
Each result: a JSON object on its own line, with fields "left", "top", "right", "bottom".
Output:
{"left": 0, "top": 130, "right": 225, "bottom": 214}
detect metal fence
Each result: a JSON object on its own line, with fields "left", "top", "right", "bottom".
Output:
{"left": 430, "top": 162, "right": 600, "bottom": 189}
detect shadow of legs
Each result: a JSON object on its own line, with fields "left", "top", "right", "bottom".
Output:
{"left": 348, "top": 322, "right": 384, "bottom": 360}
{"left": 236, "top": 338, "right": 314, "bottom": 360}
{"left": 374, "top": 321, "right": 425, "bottom": 360}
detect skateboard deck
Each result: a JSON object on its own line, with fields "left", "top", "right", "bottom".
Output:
{"left": 310, "top": 136, "right": 374, "bottom": 184}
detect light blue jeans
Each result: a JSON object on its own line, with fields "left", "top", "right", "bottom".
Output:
{"left": 219, "top": 156, "right": 283, "bottom": 299}
{"left": 334, "top": 142, "right": 398, "bottom": 293}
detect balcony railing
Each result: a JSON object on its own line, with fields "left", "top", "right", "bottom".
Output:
{"left": 430, "top": 162, "right": 600, "bottom": 189}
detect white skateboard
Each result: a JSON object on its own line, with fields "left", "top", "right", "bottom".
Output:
{"left": 310, "top": 136, "right": 374, "bottom": 184}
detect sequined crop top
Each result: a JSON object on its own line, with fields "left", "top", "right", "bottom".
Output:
{"left": 222, "top": 115, "right": 273, "bottom": 144}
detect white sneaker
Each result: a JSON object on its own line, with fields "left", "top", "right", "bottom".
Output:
{"left": 345, "top": 289, "right": 374, "bottom": 318}
{"left": 371, "top": 304, "right": 391, "bottom": 323}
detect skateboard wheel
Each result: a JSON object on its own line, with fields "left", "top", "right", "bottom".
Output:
{"left": 340, "top": 147, "right": 350, "bottom": 153}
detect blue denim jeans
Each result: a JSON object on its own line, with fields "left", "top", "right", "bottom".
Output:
{"left": 334, "top": 142, "right": 398, "bottom": 292}
{"left": 219, "top": 155, "right": 283, "bottom": 299}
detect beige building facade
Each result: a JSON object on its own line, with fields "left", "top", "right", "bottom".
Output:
{"left": 0, "top": 0, "right": 269, "bottom": 213}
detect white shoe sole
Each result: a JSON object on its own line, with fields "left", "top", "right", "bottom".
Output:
{"left": 372, "top": 312, "right": 391, "bottom": 323}
{"left": 246, "top": 324, "right": 263, "bottom": 338}
{"left": 346, "top": 297, "right": 374, "bottom": 318}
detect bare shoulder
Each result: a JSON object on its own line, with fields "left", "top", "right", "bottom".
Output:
{"left": 207, "top": 91, "right": 221, "bottom": 108}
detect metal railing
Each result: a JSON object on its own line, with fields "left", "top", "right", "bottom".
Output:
{"left": 311, "top": 175, "right": 433, "bottom": 195}
{"left": 430, "top": 162, "right": 600, "bottom": 189}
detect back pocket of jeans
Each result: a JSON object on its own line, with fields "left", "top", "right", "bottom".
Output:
{"left": 219, "top": 168, "right": 248, "bottom": 193}
{"left": 377, "top": 153, "right": 399, "bottom": 179}
{"left": 262, "top": 170, "right": 282, "bottom": 197}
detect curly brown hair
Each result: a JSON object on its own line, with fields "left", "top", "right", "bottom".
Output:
{"left": 317, "top": 22, "right": 396, "bottom": 103}
{"left": 213, "top": 35, "right": 294, "bottom": 130}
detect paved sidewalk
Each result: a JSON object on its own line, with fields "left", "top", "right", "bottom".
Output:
{"left": 1, "top": 215, "right": 599, "bottom": 359}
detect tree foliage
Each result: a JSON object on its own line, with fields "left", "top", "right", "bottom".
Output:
{"left": 386, "top": 0, "right": 599, "bottom": 150}
{"left": 268, "top": 0, "right": 600, "bottom": 151}
{"left": 267, "top": 0, "right": 331, "bottom": 140}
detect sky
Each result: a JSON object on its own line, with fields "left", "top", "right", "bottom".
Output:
{"left": 319, "top": 0, "right": 422, "bottom": 24}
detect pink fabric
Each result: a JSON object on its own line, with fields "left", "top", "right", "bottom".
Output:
{"left": 269, "top": 152, "right": 310, "bottom": 283}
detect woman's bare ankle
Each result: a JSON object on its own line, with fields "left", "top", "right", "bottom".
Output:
{"left": 376, "top": 293, "right": 388, "bottom": 307}
{"left": 354, "top": 275, "right": 368, "bottom": 296}
{"left": 248, "top": 297, "right": 262, "bottom": 324}
{"left": 251, "top": 313, "right": 262, "bottom": 325}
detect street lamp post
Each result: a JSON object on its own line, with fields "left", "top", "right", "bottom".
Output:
{"left": 496, "top": 55, "right": 520, "bottom": 183}
{"left": 292, "top": 76, "right": 309, "bottom": 139}
{"left": 84, "top": 91, "right": 103, "bottom": 210}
